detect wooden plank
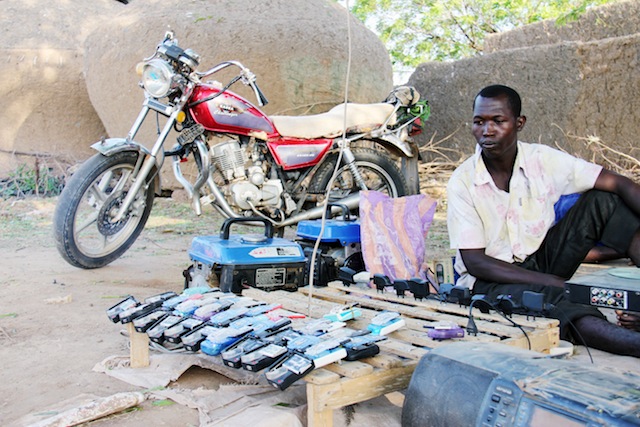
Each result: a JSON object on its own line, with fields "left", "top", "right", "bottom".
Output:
{"left": 323, "top": 360, "right": 374, "bottom": 379}
{"left": 500, "top": 325, "right": 560, "bottom": 353}
{"left": 335, "top": 292, "right": 518, "bottom": 337}
{"left": 378, "top": 339, "right": 428, "bottom": 360}
{"left": 301, "top": 286, "right": 553, "bottom": 341}
{"left": 308, "top": 363, "right": 417, "bottom": 412}
{"left": 245, "top": 287, "right": 558, "bottom": 353}
{"left": 325, "top": 283, "right": 558, "bottom": 329}
{"left": 307, "top": 384, "right": 336, "bottom": 427}
{"left": 127, "top": 323, "right": 149, "bottom": 368}
{"left": 361, "top": 353, "right": 405, "bottom": 369}
{"left": 305, "top": 368, "right": 342, "bottom": 385}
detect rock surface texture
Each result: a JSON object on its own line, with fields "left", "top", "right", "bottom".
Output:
{"left": 409, "top": 0, "right": 640, "bottom": 162}
{"left": 0, "top": 0, "right": 393, "bottom": 178}
{"left": 0, "top": 0, "right": 121, "bottom": 173}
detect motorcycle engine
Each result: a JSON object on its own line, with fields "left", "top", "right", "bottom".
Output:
{"left": 210, "top": 139, "right": 284, "bottom": 211}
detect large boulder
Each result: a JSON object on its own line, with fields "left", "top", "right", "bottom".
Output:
{"left": 0, "top": 0, "right": 124, "bottom": 175}
{"left": 484, "top": 0, "right": 640, "bottom": 52}
{"left": 83, "top": 0, "right": 394, "bottom": 139}
{"left": 0, "top": 0, "right": 393, "bottom": 185}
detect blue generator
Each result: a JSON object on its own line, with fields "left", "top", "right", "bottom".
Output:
{"left": 186, "top": 218, "right": 306, "bottom": 294}
{"left": 296, "top": 204, "right": 364, "bottom": 287}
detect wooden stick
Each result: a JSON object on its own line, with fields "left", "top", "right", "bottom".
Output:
{"left": 28, "top": 391, "right": 146, "bottom": 427}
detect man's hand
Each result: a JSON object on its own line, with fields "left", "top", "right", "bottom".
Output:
{"left": 460, "top": 248, "right": 566, "bottom": 288}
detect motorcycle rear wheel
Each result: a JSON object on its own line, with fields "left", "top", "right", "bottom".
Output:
{"left": 53, "top": 151, "right": 155, "bottom": 269}
{"left": 309, "top": 147, "right": 408, "bottom": 199}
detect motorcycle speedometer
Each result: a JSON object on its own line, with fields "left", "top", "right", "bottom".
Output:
{"left": 141, "top": 58, "right": 175, "bottom": 98}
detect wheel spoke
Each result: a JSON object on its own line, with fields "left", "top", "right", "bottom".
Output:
{"left": 86, "top": 183, "right": 107, "bottom": 206}
{"left": 112, "top": 169, "right": 132, "bottom": 193}
{"left": 75, "top": 211, "right": 99, "bottom": 234}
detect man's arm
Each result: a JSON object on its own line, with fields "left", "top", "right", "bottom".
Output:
{"left": 594, "top": 169, "right": 640, "bottom": 215}
{"left": 460, "top": 248, "right": 566, "bottom": 288}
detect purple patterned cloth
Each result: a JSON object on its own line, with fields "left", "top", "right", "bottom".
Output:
{"left": 359, "top": 190, "right": 437, "bottom": 281}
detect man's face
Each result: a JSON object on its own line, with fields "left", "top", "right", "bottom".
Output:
{"left": 472, "top": 95, "right": 524, "bottom": 160}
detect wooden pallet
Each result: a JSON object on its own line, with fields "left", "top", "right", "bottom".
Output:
{"left": 243, "top": 283, "right": 559, "bottom": 426}
{"left": 127, "top": 284, "right": 559, "bottom": 427}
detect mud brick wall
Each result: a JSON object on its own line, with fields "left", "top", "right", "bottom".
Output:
{"left": 409, "top": 0, "right": 640, "bottom": 163}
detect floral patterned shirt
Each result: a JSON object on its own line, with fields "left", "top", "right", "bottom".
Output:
{"left": 447, "top": 141, "right": 602, "bottom": 289}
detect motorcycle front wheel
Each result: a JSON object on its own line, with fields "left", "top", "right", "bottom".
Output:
{"left": 53, "top": 151, "right": 155, "bottom": 269}
{"left": 309, "top": 147, "right": 408, "bottom": 199}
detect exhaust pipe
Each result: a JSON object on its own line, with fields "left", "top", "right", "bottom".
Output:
{"left": 276, "top": 193, "right": 360, "bottom": 228}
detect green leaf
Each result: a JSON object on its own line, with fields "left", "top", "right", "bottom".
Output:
{"left": 347, "top": 0, "right": 621, "bottom": 68}
{"left": 0, "top": 313, "right": 18, "bottom": 318}
{"left": 152, "top": 399, "right": 175, "bottom": 407}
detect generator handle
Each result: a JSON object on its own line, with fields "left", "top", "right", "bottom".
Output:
{"left": 220, "top": 217, "right": 274, "bottom": 240}
{"left": 326, "top": 203, "right": 354, "bottom": 221}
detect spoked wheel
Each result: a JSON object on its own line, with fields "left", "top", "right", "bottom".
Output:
{"left": 53, "top": 151, "right": 155, "bottom": 269}
{"left": 309, "top": 148, "right": 408, "bottom": 200}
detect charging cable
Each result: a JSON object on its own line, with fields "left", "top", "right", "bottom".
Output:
{"left": 466, "top": 294, "right": 532, "bottom": 350}
{"left": 307, "top": 0, "right": 353, "bottom": 317}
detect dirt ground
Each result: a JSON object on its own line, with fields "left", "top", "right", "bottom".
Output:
{"left": 1, "top": 195, "right": 638, "bottom": 427}
{"left": 0, "top": 196, "right": 230, "bottom": 426}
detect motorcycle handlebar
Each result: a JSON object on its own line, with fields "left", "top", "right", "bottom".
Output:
{"left": 196, "top": 61, "right": 268, "bottom": 106}
{"left": 252, "top": 82, "right": 269, "bottom": 107}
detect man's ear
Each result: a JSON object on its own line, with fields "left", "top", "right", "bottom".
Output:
{"left": 516, "top": 115, "right": 526, "bottom": 131}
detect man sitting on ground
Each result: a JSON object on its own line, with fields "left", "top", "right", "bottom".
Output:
{"left": 447, "top": 84, "right": 640, "bottom": 356}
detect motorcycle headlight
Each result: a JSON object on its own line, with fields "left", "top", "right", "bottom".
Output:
{"left": 141, "top": 58, "right": 175, "bottom": 98}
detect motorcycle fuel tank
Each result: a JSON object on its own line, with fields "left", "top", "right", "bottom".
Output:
{"left": 190, "top": 84, "right": 276, "bottom": 137}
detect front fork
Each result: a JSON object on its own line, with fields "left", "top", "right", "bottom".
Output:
{"left": 113, "top": 102, "right": 180, "bottom": 222}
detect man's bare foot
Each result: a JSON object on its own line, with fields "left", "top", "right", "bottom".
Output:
{"left": 616, "top": 310, "right": 640, "bottom": 332}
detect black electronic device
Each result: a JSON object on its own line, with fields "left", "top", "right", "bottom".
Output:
{"left": 372, "top": 274, "right": 392, "bottom": 292}
{"left": 264, "top": 352, "right": 315, "bottom": 391}
{"left": 221, "top": 337, "right": 268, "bottom": 368}
{"left": 337, "top": 266, "right": 358, "bottom": 287}
{"left": 447, "top": 285, "right": 471, "bottom": 306}
{"left": 133, "top": 310, "right": 169, "bottom": 333}
{"left": 181, "top": 324, "right": 219, "bottom": 352}
{"left": 296, "top": 203, "right": 364, "bottom": 287}
{"left": 402, "top": 342, "right": 640, "bottom": 427}
{"left": 566, "top": 267, "right": 640, "bottom": 311}
{"left": 407, "top": 278, "right": 429, "bottom": 300}
{"left": 241, "top": 343, "right": 288, "bottom": 372}
{"left": 343, "top": 335, "right": 385, "bottom": 360}
{"left": 118, "top": 302, "right": 161, "bottom": 324}
{"left": 106, "top": 296, "right": 138, "bottom": 323}
{"left": 393, "top": 279, "right": 410, "bottom": 297}
{"left": 146, "top": 315, "right": 184, "bottom": 343}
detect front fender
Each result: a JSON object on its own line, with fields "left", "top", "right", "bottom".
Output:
{"left": 91, "top": 137, "right": 152, "bottom": 157}
{"left": 90, "top": 138, "right": 162, "bottom": 195}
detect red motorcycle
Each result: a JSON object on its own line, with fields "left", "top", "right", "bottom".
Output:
{"left": 53, "top": 32, "right": 429, "bottom": 269}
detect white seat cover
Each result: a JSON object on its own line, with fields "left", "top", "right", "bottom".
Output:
{"left": 270, "top": 103, "right": 396, "bottom": 139}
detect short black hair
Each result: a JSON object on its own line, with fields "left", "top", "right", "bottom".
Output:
{"left": 473, "top": 85, "right": 522, "bottom": 117}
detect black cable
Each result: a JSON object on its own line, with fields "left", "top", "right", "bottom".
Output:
{"left": 548, "top": 304, "right": 594, "bottom": 364}
{"left": 188, "top": 75, "right": 242, "bottom": 108}
{"left": 467, "top": 296, "right": 532, "bottom": 350}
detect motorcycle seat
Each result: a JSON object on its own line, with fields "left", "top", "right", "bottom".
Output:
{"left": 270, "top": 102, "right": 396, "bottom": 139}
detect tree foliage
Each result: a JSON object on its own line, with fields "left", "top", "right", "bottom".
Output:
{"left": 347, "top": 0, "right": 619, "bottom": 67}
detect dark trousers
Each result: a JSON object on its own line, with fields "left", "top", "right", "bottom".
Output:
{"left": 473, "top": 190, "right": 640, "bottom": 339}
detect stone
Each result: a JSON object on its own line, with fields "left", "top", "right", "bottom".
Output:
{"left": 0, "top": 0, "right": 124, "bottom": 174}
{"left": 83, "top": 0, "right": 393, "bottom": 139}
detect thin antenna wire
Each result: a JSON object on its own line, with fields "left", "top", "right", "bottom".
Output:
{"left": 307, "top": 0, "right": 353, "bottom": 316}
